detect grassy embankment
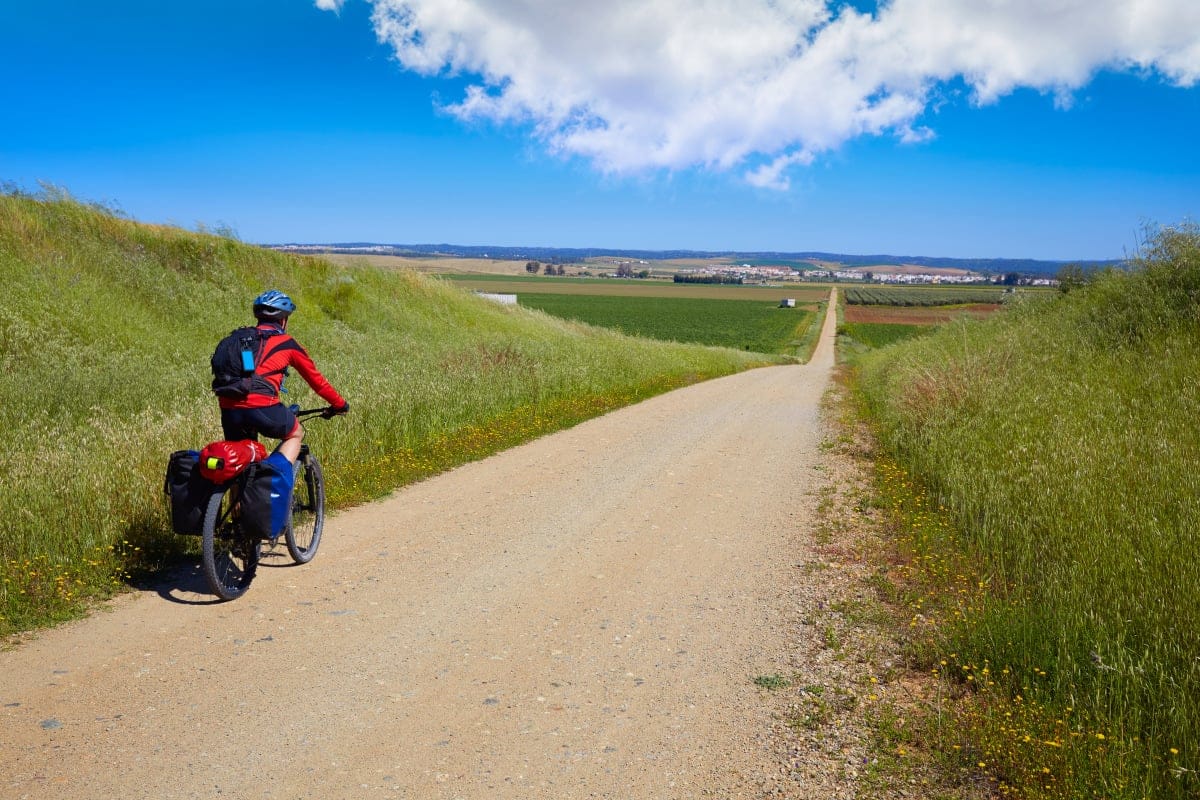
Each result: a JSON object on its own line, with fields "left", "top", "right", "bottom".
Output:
{"left": 853, "top": 226, "right": 1200, "bottom": 798}
{"left": 0, "top": 192, "right": 775, "bottom": 635}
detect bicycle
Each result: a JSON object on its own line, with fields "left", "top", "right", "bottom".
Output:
{"left": 200, "top": 406, "right": 331, "bottom": 600}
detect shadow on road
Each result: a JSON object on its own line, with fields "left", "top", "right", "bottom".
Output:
{"left": 147, "top": 544, "right": 302, "bottom": 605}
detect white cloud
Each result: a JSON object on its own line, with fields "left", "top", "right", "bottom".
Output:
{"left": 745, "top": 151, "right": 816, "bottom": 191}
{"left": 355, "top": 0, "right": 1200, "bottom": 185}
{"left": 314, "top": 0, "right": 346, "bottom": 11}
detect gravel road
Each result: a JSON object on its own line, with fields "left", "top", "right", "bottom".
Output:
{"left": 2, "top": 292, "right": 843, "bottom": 800}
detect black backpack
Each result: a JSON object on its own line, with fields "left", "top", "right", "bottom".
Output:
{"left": 210, "top": 326, "right": 271, "bottom": 398}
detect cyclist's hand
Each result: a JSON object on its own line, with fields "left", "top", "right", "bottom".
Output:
{"left": 322, "top": 402, "right": 350, "bottom": 419}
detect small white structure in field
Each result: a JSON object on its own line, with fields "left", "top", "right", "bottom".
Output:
{"left": 779, "top": 298, "right": 796, "bottom": 308}
{"left": 475, "top": 291, "right": 518, "bottom": 305}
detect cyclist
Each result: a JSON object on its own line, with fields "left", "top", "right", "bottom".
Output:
{"left": 217, "top": 290, "right": 349, "bottom": 463}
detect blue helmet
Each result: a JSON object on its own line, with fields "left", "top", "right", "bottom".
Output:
{"left": 252, "top": 289, "right": 296, "bottom": 320}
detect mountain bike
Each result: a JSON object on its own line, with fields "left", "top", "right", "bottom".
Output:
{"left": 200, "top": 407, "right": 330, "bottom": 600}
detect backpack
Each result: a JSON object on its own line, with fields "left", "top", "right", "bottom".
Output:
{"left": 211, "top": 326, "right": 272, "bottom": 399}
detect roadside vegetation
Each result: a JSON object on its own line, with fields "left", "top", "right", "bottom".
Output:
{"left": 0, "top": 190, "right": 774, "bottom": 635}
{"left": 850, "top": 224, "right": 1200, "bottom": 798}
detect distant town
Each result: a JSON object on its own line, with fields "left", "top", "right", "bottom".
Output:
{"left": 665, "top": 262, "right": 1058, "bottom": 286}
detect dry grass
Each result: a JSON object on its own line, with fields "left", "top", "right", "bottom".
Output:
{"left": 321, "top": 253, "right": 532, "bottom": 274}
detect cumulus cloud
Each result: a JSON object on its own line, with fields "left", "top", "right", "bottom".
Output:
{"left": 326, "top": 0, "right": 1200, "bottom": 187}
{"left": 314, "top": 0, "right": 345, "bottom": 11}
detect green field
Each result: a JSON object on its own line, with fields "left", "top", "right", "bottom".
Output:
{"left": 839, "top": 321, "right": 931, "bottom": 348}
{"left": 518, "top": 293, "right": 815, "bottom": 354}
{"left": 855, "top": 225, "right": 1200, "bottom": 798}
{"left": 0, "top": 191, "right": 775, "bottom": 635}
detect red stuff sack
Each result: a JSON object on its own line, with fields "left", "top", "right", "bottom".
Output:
{"left": 198, "top": 439, "right": 268, "bottom": 484}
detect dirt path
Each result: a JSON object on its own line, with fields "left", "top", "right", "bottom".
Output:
{"left": 3, "top": 292, "right": 844, "bottom": 800}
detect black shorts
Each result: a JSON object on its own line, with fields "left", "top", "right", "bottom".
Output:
{"left": 221, "top": 404, "right": 298, "bottom": 442}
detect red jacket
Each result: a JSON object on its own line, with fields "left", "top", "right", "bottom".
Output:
{"left": 217, "top": 323, "right": 346, "bottom": 410}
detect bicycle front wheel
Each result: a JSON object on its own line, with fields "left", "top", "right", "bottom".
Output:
{"left": 286, "top": 453, "right": 325, "bottom": 564}
{"left": 201, "top": 487, "right": 260, "bottom": 600}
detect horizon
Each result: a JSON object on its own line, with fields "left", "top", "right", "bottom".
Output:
{"left": 3, "top": 1, "right": 1198, "bottom": 261}
{"left": 265, "top": 240, "right": 1120, "bottom": 267}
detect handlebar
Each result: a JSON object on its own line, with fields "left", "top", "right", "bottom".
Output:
{"left": 291, "top": 406, "right": 345, "bottom": 420}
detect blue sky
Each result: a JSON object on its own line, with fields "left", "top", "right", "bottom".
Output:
{"left": 2, "top": 0, "right": 1198, "bottom": 260}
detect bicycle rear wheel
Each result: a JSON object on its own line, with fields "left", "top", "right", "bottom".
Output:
{"left": 285, "top": 453, "right": 325, "bottom": 564}
{"left": 201, "top": 486, "right": 260, "bottom": 600}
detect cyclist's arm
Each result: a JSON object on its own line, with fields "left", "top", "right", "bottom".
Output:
{"left": 288, "top": 346, "right": 347, "bottom": 409}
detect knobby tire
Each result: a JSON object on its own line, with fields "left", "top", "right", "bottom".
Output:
{"left": 285, "top": 454, "right": 325, "bottom": 564}
{"left": 201, "top": 486, "right": 260, "bottom": 600}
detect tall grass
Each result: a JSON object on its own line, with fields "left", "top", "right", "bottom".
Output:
{"left": 0, "top": 191, "right": 773, "bottom": 634}
{"left": 855, "top": 224, "right": 1200, "bottom": 798}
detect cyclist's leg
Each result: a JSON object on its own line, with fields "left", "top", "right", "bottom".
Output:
{"left": 220, "top": 408, "right": 258, "bottom": 442}
{"left": 277, "top": 419, "right": 303, "bottom": 464}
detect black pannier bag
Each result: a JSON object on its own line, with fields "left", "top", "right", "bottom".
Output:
{"left": 238, "top": 452, "right": 294, "bottom": 540}
{"left": 164, "top": 449, "right": 215, "bottom": 535}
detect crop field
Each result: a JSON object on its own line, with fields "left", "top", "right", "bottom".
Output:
{"left": 843, "top": 286, "right": 1010, "bottom": 305}
{"left": 447, "top": 274, "right": 831, "bottom": 302}
{"left": 518, "top": 293, "right": 816, "bottom": 354}
{"left": 843, "top": 302, "right": 999, "bottom": 325}
{"left": 839, "top": 322, "right": 932, "bottom": 348}
{"left": 840, "top": 300, "right": 1000, "bottom": 350}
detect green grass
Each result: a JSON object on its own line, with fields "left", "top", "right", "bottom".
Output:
{"left": 517, "top": 293, "right": 814, "bottom": 355}
{"left": 853, "top": 224, "right": 1200, "bottom": 799}
{"left": 0, "top": 190, "right": 775, "bottom": 634}
{"left": 840, "top": 322, "right": 932, "bottom": 349}
{"left": 753, "top": 674, "right": 794, "bottom": 691}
